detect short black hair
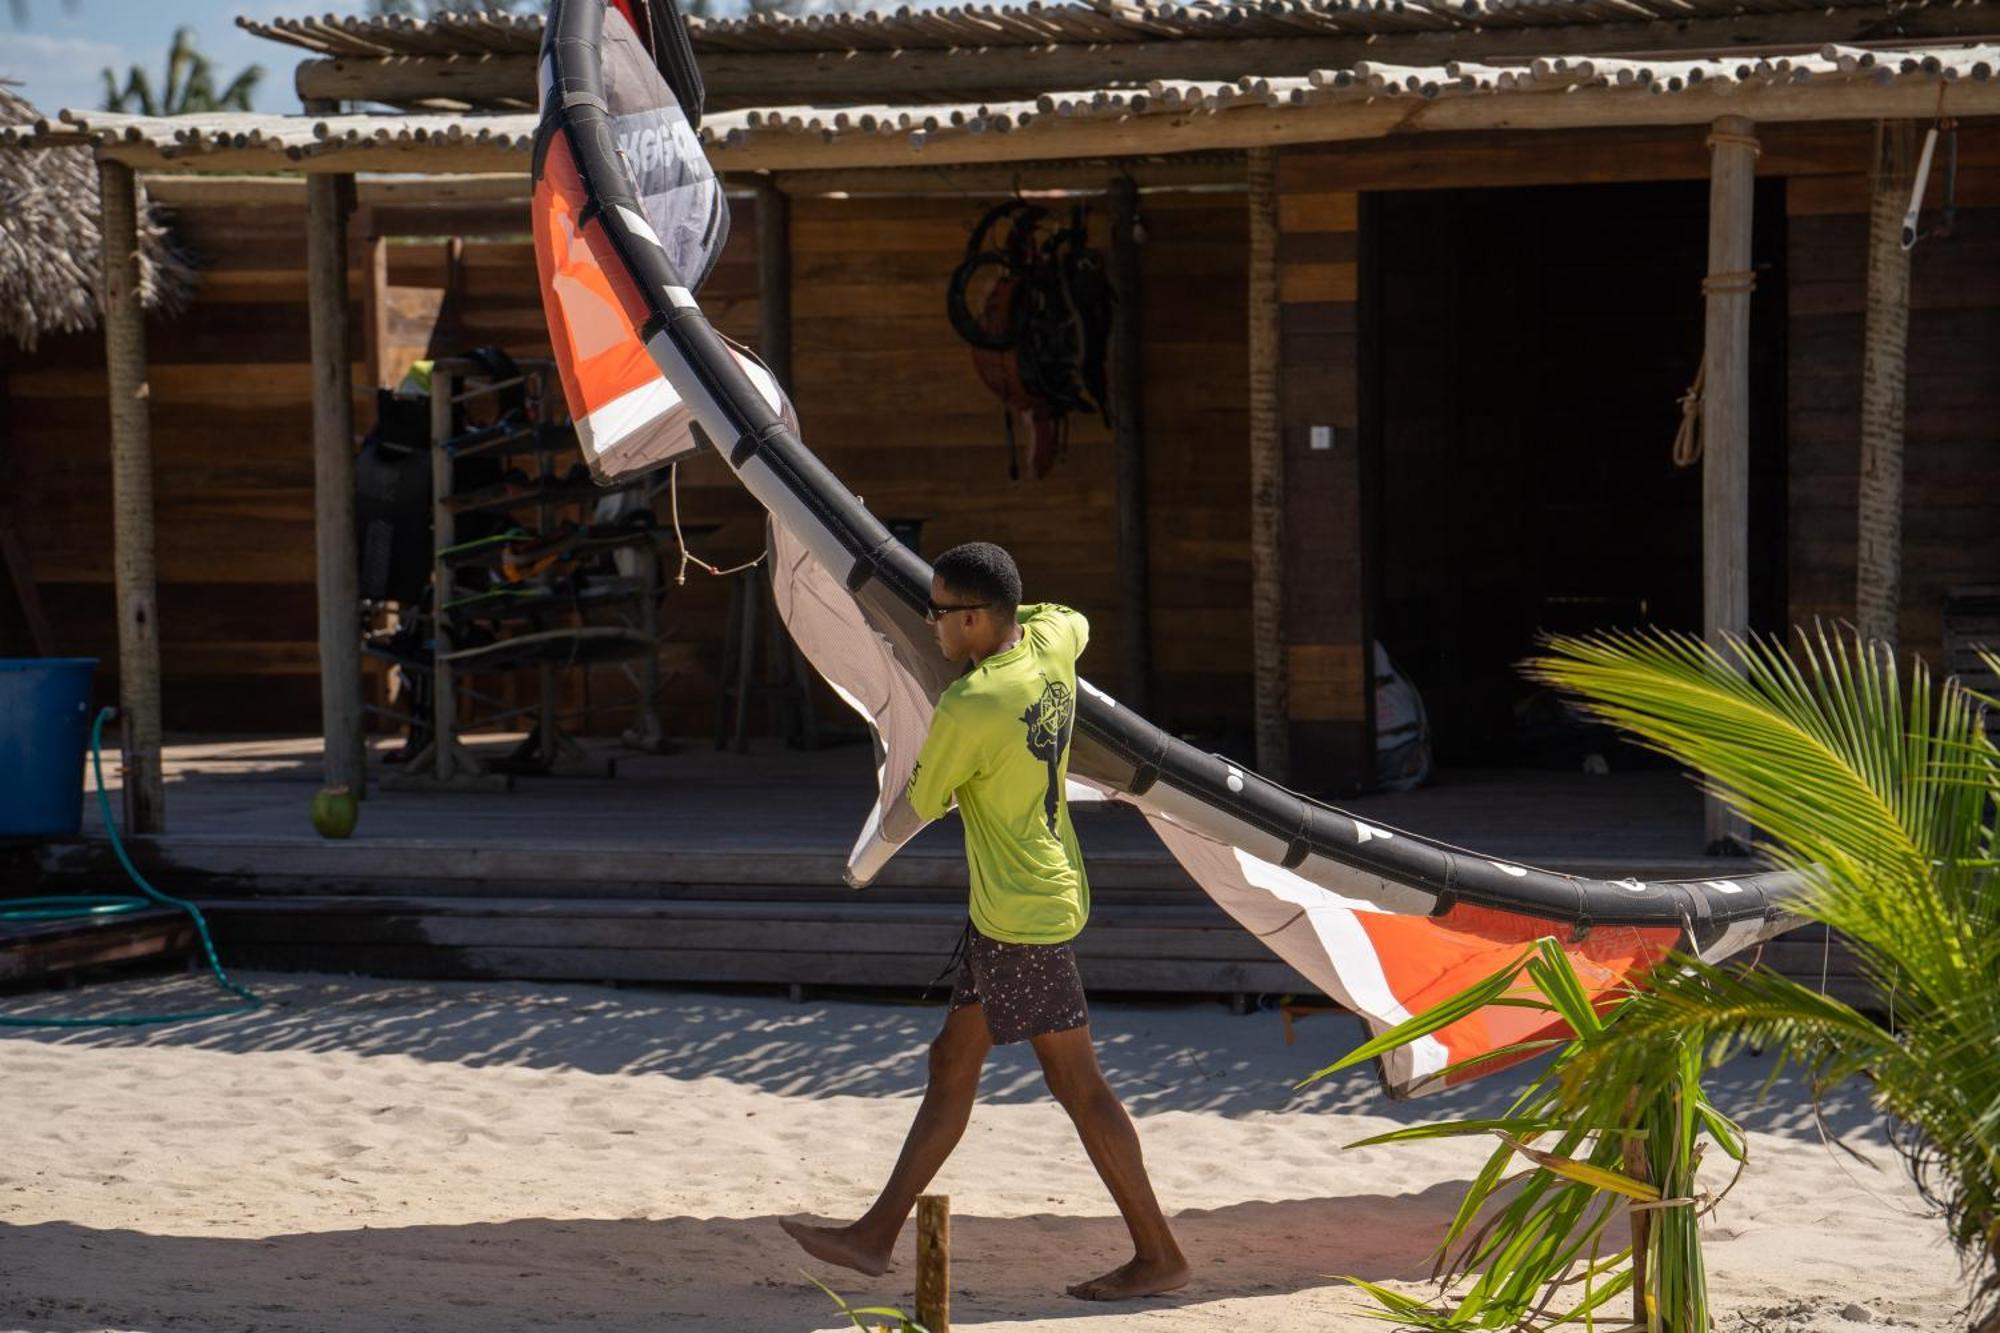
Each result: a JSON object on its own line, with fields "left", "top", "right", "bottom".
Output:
{"left": 932, "top": 541, "right": 1022, "bottom": 614}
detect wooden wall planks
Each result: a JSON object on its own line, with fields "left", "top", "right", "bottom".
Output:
{"left": 2, "top": 194, "right": 340, "bottom": 730}
{"left": 775, "top": 189, "right": 1255, "bottom": 740}
{"left": 0, "top": 182, "right": 1254, "bottom": 743}
{"left": 1271, "top": 147, "right": 1369, "bottom": 790}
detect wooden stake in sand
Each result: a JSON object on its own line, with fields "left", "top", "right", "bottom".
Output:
{"left": 916, "top": 1193, "right": 950, "bottom": 1332}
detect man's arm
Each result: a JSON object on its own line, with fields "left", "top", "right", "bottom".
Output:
{"left": 880, "top": 698, "right": 983, "bottom": 847}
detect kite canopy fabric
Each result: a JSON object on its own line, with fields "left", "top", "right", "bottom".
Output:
{"left": 531, "top": 0, "right": 1801, "bottom": 1097}
{"left": 533, "top": 0, "right": 777, "bottom": 475}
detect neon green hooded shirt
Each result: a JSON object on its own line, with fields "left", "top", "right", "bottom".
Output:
{"left": 905, "top": 604, "right": 1090, "bottom": 944}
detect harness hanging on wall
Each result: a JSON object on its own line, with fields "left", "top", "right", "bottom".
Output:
{"left": 946, "top": 200, "right": 1113, "bottom": 480}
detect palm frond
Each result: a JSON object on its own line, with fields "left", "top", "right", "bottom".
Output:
{"left": 1531, "top": 627, "right": 2000, "bottom": 1319}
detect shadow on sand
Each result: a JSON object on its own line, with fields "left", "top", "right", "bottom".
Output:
{"left": 6, "top": 1186, "right": 1473, "bottom": 1333}
{"left": 3, "top": 971, "right": 1883, "bottom": 1139}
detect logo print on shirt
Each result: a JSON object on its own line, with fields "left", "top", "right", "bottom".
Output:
{"left": 1021, "top": 676, "right": 1075, "bottom": 834}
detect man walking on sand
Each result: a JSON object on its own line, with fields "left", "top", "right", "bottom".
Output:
{"left": 781, "top": 541, "right": 1190, "bottom": 1302}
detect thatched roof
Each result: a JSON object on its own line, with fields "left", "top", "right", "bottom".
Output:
{"left": 0, "top": 85, "right": 192, "bottom": 352}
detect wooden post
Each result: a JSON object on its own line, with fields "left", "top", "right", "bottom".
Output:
{"left": 308, "top": 171, "right": 365, "bottom": 797}
{"left": 97, "top": 158, "right": 165, "bottom": 834}
{"left": 1700, "top": 116, "right": 1758, "bottom": 850}
{"left": 429, "top": 366, "right": 459, "bottom": 782}
{"left": 1247, "top": 148, "right": 1289, "bottom": 783}
{"left": 755, "top": 178, "right": 793, "bottom": 391}
{"left": 1857, "top": 121, "right": 1914, "bottom": 654}
{"left": 1109, "top": 176, "right": 1152, "bottom": 716}
{"left": 915, "top": 1193, "right": 950, "bottom": 1333}
{"left": 363, "top": 227, "right": 393, "bottom": 390}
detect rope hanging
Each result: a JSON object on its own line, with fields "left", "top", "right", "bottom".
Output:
{"left": 668, "top": 460, "right": 765, "bottom": 585}
{"left": 1703, "top": 130, "right": 1763, "bottom": 156}
{"left": 1671, "top": 268, "right": 1758, "bottom": 468}
{"left": 1672, "top": 362, "right": 1706, "bottom": 469}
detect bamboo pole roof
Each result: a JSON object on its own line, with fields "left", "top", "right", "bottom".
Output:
{"left": 239, "top": 1, "right": 1995, "bottom": 57}
{"left": 267, "top": 1, "right": 2000, "bottom": 110}
{"left": 3, "top": 44, "right": 1995, "bottom": 176}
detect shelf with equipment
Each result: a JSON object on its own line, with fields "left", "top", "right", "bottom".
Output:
{"left": 364, "top": 353, "right": 677, "bottom": 789}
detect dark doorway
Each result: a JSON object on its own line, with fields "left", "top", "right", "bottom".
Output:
{"left": 1367, "top": 180, "right": 1787, "bottom": 767}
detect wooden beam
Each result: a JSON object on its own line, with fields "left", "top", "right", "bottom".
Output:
{"left": 80, "top": 80, "right": 2000, "bottom": 177}
{"left": 1857, "top": 119, "right": 1914, "bottom": 652}
{"left": 139, "top": 173, "right": 531, "bottom": 208}
{"left": 98, "top": 143, "right": 532, "bottom": 175}
{"left": 1274, "top": 120, "right": 1951, "bottom": 191}
{"left": 97, "top": 158, "right": 166, "bottom": 834}
{"left": 1109, "top": 175, "right": 1152, "bottom": 717}
{"left": 1701, "top": 114, "right": 1758, "bottom": 852}
{"left": 296, "top": 54, "right": 535, "bottom": 111}
{"left": 710, "top": 81, "right": 2000, "bottom": 173}
{"left": 753, "top": 178, "right": 792, "bottom": 391}
{"left": 1246, "top": 146, "right": 1288, "bottom": 784}
{"left": 294, "top": 8, "right": 2000, "bottom": 110}
{"left": 363, "top": 227, "right": 393, "bottom": 389}
{"left": 756, "top": 154, "right": 1245, "bottom": 197}
{"left": 307, "top": 170, "right": 366, "bottom": 796}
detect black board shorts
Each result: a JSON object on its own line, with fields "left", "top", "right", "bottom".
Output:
{"left": 948, "top": 922, "right": 1090, "bottom": 1045}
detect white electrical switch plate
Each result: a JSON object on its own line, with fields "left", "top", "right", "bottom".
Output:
{"left": 1309, "top": 424, "right": 1334, "bottom": 451}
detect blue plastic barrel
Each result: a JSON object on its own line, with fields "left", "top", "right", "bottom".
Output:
{"left": 0, "top": 658, "right": 99, "bottom": 839}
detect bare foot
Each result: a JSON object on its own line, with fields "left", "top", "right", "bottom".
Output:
{"left": 779, "top": 1217, "right": 894, "bottom": 1277}
{"left": 1066, "top": 1254, "right": 1191, "bottom": 1301}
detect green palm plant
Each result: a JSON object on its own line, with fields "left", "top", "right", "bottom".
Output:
{"left": 1316, "top": 626, "right": 1996, "bottom": 1330}
{"left": 1304, "top": 936, "right": 1747, "bottom": 1331}
{"left": 101, "top": 27, "right": 261, "bottom": 116}
{"left": 1525, "top": 627, "right": 2000, "bottom": 1329}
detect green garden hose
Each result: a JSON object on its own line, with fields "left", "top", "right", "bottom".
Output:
{"left": 0, "top": 708, "right": 262, "bottom": 1027}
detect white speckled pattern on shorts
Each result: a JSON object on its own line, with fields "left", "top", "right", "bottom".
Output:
{"left": 947, "top": 923, "right": 1089, "bottom": 1044}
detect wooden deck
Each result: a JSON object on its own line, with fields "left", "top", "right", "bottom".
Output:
{"left": 14, "top": 735, "right": 1862, "bottom": 1001}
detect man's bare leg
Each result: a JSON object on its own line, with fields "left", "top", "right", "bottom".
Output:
{"left": 781, "top": 1002, "right": 993, "bottom": 1276}
{"left": 1030, "top": 1025, "right": 1190, "bottom": 1301}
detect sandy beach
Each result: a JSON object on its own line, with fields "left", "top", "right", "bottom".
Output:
{"left": 0, "top": 971, "right": 1968, "bottom": 1332}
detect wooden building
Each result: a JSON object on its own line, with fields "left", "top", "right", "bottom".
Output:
{"left": 0, "top": 7, "right": 1994, "bottom": 997}
{"left": 5, "top": 11, "right": 1996, "bottom": 802}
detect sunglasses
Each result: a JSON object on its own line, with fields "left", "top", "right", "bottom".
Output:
{"left": 925, "top": 599, "right": 991, "bottom": 624}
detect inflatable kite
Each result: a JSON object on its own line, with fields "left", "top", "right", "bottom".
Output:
{"left": 531, "top": 0, "right": 1800, "bottom": 1097}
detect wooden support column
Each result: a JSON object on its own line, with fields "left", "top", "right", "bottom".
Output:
{"left": 754, "top": 178, "right": 793, "bottom": 391}
{"left": 1109, "top": 176, "right": 1152, "bottom": 715}
{"left": 97, "top": 159, "right": 165, "bottom": 834}
{"left": 1857, "top": 120, "right": 1914, "bottom": 653}
{"left": 307, "top": 170, "right": 365, "bottom": 796}
{"left": 1701, "top": 115, "right": 1758, "bottom": 850}
{"left": 1247, "top": 147, "right": 1289, "bottom": 783}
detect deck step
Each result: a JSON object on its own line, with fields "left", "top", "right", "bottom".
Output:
{"left": 201, "top": 894, "right": 1313, "bottom": 994}
{"left": 0, "top": 907, "right": 196, "bottom": 987}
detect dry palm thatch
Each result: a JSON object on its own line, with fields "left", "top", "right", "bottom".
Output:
{"left": 0, "top": 83, "right": 194, "bottom": 352}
